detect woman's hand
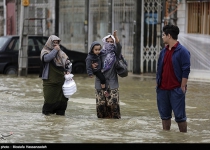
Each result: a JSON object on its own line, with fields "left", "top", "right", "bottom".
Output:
{"left": 113, "top": 30, "right": 119, "bottom": 43}
{"left": 64, "top": 71, "right": 70, "bottom": 75}
{"left": 54, "top": 44, "right": 60, "bottom": 51}
{"left": 91, "top": 63, "right": 98, "bottom": 69}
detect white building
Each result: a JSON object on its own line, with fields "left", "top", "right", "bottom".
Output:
{"left": 177, "top": 0, "right": 210, "bottom": 80}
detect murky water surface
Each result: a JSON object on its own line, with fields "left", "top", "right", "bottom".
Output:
{"left": 0, "top": 73, "right": 210, "bottom": 143}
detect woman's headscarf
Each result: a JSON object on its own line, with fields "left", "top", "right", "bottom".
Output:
{"left": 40, "top": 35, "right": 69, "bottom": 69}
{"left": 102, "top": 34, "right": 116, "bottom": 44}
{"left": 101, "top": 34, "right": 116, "bottom": 73}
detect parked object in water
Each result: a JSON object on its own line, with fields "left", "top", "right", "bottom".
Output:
{"left": 0, "top": 35, "right": 87, "bottom": 75}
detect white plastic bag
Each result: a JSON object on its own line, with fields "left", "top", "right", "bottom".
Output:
{"left": 62, "top": 74, "right": 77, "bottom": 98}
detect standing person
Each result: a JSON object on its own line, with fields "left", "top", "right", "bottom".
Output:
{"left": 86, "top": 41, "right": 110, "bottom": 97}
{"left": 92, "top": 30, "right": 122, "bottom": 119}
{"left": 40, "top": 35, "right": 72, "bottom": 116}
{"left": 156, "top": 25, "right": 191, "bottom": 132}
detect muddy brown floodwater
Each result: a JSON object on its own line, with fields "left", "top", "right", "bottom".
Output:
{"left": 0, "top": 73, "right": 210, "bottom": 143}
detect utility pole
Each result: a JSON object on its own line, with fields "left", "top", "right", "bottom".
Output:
{"left": 84, "top": 0, "right": 89, "bottom": 53}
{"left": 108, "top": 0, "right": 112, "bottom": 33}
{"left": 18, "top": 0, "right": 30, "bottom": 76}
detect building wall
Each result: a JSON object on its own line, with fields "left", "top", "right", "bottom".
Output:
{"left": 177, "top": 0, "right": 210, "bottom": 80}
{"left": 58, "top": 0, "right": 137, "bottom": 72}
{"left": 0, "top": 5, "right": 3, "bottom": 36}
{"left": 0, "top": 0, "right": 55, "bottom": 36}
{"left": 177, "top": 0, "right": 186, "bottom": 33}
{"left": 6, "top": 0, "right": 16, "bottom": 35}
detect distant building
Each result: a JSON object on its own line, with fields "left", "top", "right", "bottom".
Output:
{"left": 0, "top": 0, "right": 3, "bottom": 36}
{"left": 177, "top": 0, "right": 210, "bottom": 80}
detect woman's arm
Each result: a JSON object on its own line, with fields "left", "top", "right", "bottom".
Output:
{"left": 43, "top": 49, "right": 58, "bottom": 62}
{"left": 43, "top": 44, "right": 60, "bottom": 62}
{"left": 113, "top": 30, "right": 122, "bottom": 56}
{"left": 113, "top": 30, "right": 119, "bottom": 43}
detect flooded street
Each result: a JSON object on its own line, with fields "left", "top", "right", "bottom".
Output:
{"left": 0, "top": 73, "right": 210, "bottom": 143}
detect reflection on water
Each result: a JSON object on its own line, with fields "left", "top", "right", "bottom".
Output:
{"left": 0, "top": 73, "right": 210, "bottom": 143}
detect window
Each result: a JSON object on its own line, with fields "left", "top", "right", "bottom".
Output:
{"left": 8, "top": 39, "right": 19, "bottom": 51}
{"left": 28, "top": 39, "right": 35, "bottom": 52}
{"left": 188, "top": 2, "right": 210, "bottom": 35}
{"left": 35, "top": 37, "right": 47, "bottom": 51}
{"left": 0, "top": 37, "right": 9, "bottom": 49}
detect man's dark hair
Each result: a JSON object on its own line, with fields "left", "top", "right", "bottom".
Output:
{"left": 163, "top": 25, "right": 179, "bottom": 40}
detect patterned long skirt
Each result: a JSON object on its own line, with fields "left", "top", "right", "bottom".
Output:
{"left": 95, "top": 88, "right": 121, "bottom": 119}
